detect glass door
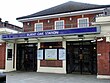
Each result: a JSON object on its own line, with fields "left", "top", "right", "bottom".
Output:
{"left": 66, "top": 41, "right": 97, "bottom": 74}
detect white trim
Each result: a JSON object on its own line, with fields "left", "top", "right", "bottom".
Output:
{"left": 77, "top": 17, "right": 89, "bottom": 28}
{"left": 34, "top": 23, "right": 43, "bottom": 32}
{"left": 55, "top": 20, "right": 64, "bottom": 30}
{"left": 18, "top": 8, "right": 104, "bottom": 22}
{"left": 97, "top": 75, "right": 110, "bottom": 79}
{"left": 14, "top": 43, "right": 17, "bottom": 70}
{"left": 0, "top": 28, "right": 20, "bottom": 34}
{"left": 92, "top": 21, "right": 110, "bottom": 25}
{"left": 37, "top": 66, "right": 66, "bottom": 74}
{"left": 5, "top": 43, "right": 15, "bottom": 72}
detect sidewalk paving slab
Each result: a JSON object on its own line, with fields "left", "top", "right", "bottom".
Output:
{"left": 6, "top": 72, "right": 110, "bottom": 83}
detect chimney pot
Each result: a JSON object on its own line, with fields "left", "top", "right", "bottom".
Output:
{"left": 5, "top": 21, "right": 8, "bottom": 23}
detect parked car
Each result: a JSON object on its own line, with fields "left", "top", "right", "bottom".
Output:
{"left": 0, "top": 72, "right": 6, "bottom": 83}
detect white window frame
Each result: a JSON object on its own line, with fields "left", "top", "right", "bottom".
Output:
{"left": 77, "top": 18, "right": 89, "bottom": 28}
{"left": 55, "top": 20, "right": 64, "bottom": 30}
{"left": 34, "top": 23, "right": 43, "bottom": 32}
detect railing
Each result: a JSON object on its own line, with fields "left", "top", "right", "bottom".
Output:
{"left": 0, "top": 22, "right": 23, "bottom": 32}
{"left": 24, "top": 22, "right": 95, "bottom": 32}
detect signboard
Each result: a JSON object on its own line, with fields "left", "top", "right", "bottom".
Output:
{"left": 2, "top": 27, "right": 100, "bottom": 40}
{"left": 7, "top": 49, "right": 12, "bottom": 60}
{"left": 59, "top": 49, "right": 66, "bottom": 60}
{"left": 45, "top": 49, "right": 57, "bottom": 60}
{"left": 37, "top": 49, "right": 43, "bottom": 60}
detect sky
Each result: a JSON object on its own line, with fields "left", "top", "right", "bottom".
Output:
{"left": 0, "top": 0, "right": 110, "bottom": 27}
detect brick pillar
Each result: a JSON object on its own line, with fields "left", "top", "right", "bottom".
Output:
{"left": 0, "top": 42, "right": 6, "bottom": 69}
{"left": 97, "top": 37, "right": 110, "bottom": 75}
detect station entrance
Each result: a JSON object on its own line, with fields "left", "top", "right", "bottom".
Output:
{"left": 66, "top": 41, "right": 97, "bottom": 74}
{"left": 16, "top": 43, "right": 37, "bottom": 71}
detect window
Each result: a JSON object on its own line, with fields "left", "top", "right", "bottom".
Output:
{"left": 55, "top": 20, "right": 64, "bottom": 30}
{"left": 7, "top": 49, "right": 12, "bottom": 60}
{"left": 35, "top": 23, "right": 43, "bottom": 31}
{"left": 78, "top": 18, "right": 89, "bottom": 28}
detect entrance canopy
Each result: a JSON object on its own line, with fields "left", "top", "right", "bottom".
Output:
{"left": 2, "top": 26, "right": 100, "bottom": 40}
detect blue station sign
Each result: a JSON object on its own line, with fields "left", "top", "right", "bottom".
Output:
{"left": 2, "top": 26, "right": 100, "bottom": 40}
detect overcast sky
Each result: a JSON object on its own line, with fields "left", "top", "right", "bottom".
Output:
{"left": 0, "top": 0, "right": 110, "bottom": 27}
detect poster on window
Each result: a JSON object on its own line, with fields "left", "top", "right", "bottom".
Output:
{"left": 37, "top": 49, "right": 43, "bottom": 60}
{"left": 45, "top": 49, "right": 57, "bottom": 60}
{"left": 59, "top": 49, "right": 66, "bottom": 60}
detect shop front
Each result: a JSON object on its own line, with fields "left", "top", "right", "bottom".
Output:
{"left": 2, "top": 26, "right": 100, "bottom": 74}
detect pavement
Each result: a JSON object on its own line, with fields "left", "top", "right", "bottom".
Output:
{"left": 6, "top": 71, "right": 110, "bottom": 83}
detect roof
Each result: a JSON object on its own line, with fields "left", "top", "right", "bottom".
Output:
{"left": 17, "top": 1, "right": 110, "bottom": 20}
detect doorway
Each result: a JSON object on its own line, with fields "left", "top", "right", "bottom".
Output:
{"left": 16, "top": 43, "right": 37, "bottom": 71}
{"left": 66, "top": 41, "right": 97, "bottom": 74}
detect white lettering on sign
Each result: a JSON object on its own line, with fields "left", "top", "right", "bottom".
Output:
{"left": 45, "top": 31, "right": 59, "bottom": 35}
{"left": 37, "top": 32, "right": 44, "bottom": 36}
{"left": 27, "top": 33, "right": 36, "bottom": 36}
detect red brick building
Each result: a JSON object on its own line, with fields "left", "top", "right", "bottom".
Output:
{"left": 1, "top": 1, "right": 110, "bottom": 79}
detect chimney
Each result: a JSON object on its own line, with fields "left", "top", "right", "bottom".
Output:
{"left": 4, "top": 21, "right": 9, "bottom": 27}
{"left": 5, "top": 21, "right": 8, "bottom": 24}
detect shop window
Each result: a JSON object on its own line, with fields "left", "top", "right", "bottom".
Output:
{"left": 55, "top": 20, "right": 64, "bottom": 30}
{"left": 39, "top": 42, "right": 64, "bottom": 67}
{"left": 40, "top": 42, "right": 62, "bottom": 49}
{"left": 7, "top": 49, "right": 12, "bottom": 60}
{"left": 78, "top": 18, "right": 89, "bottom": 28}
{"left": 35, "top": 23, "right": 43, "bottom": 31}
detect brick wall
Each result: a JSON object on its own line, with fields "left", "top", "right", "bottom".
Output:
{"left": 0, "top": 42, "right": 6, "bottom": 69}
{"left": 97, "top": 37, "right": 110, "bottom": 75}
{"left": 40, "top": 60, "right": 62, "bottom": 67}
{"left": 23, "top": 14, "right": 96, "bottom": 32}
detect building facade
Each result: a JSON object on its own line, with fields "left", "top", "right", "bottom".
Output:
{"left": 0, "top": 19, "right": 22, "bottom": 72}
{"left": 1, "top": 1, "right": 110, "bottom": 79}
{"left": 93, "top": 16, "right": 110, "bottom": 79}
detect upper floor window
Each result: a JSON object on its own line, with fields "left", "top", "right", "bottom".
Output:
{"left": 55, "top": 20, "right": 64, "bottom": 30}
{"left": 35, "top": 23, "right": 43, "bottom": 31}
{"left": 78, "top": 18, "right": 89, "bottom": 28}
